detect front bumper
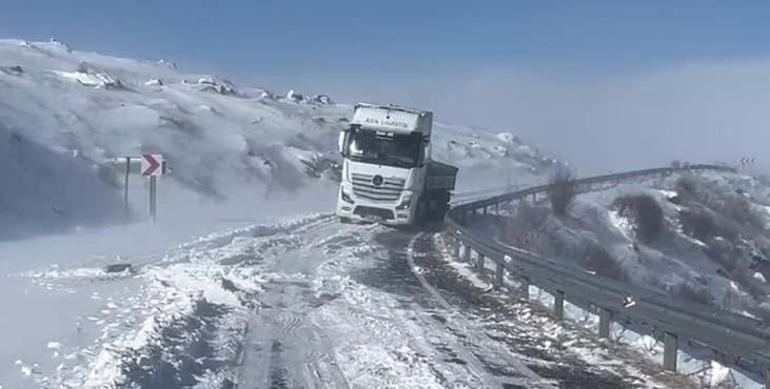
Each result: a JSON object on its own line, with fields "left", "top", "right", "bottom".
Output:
{"left": 336, "top": 188, "right": 415, "bottom": 225}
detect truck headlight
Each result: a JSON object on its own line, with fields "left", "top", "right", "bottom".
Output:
{"left": 340, "top": 188, "right": 354, "bottom": 204}
{"left": 396, "top": 193, "right": 412, "bottom": 210}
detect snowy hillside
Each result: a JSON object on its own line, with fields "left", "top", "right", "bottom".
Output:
{"left": 0, "top": 38, "right": 555, "bottom": 240}
{"left": 494, "top": 169, "right": 770, "bottom": 322}
{"left": 458, "top": 169, "right": 770, "bottom": 387}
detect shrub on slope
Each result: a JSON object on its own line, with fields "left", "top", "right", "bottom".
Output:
{"left": 613, "top": 194, "right": 664, "bottom": 244}
{"left": 548, "top": 164, "right": 577, "bottom": 216}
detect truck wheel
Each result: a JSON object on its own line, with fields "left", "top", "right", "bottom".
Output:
{"left": 434, "top": 190, "right": 451, "bottom": 222}
{"left": 425, "top": 190, "right": 450, "bottom": 223}
{"left": 338, "top": 216, "right": 352, "bottom": 224}
{"left": 414, "top": 198, "right": 428, "bottom": 226}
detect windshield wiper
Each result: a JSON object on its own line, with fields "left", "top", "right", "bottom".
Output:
{"left": 348, "top": 155, "right": 414, "bottom": 168}
{"left": 386, "top": 157, "right": 415, "bottom": 168}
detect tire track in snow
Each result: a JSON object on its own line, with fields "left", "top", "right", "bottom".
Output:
{"left": 339, "top": 228, "right": 541, "bottom": 388}
{"left": 235, "top": 220, "right": 357, "bottom": 389}
{"left": 279, "top": 311, "right": 304, "bottom": 334}
{"left": 406, "top": 232, "right": 555, "bottom": 389}
{"left": 268, "top": 340, "right": 290, "bottom": 389}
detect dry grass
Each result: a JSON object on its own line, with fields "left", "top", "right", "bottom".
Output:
{"left": 503, "top": 201, "right": 550, "bottom": 255}
{"left": 670, "top": 282, "right": 713, "bottom": 306}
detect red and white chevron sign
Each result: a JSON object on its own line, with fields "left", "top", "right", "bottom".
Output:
{"left": 141, "top": 153, "right": 164, "bottom": 176}
{"left": 740, "top": 157, "right": 756, "bottom": 167}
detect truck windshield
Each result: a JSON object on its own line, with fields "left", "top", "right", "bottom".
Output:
{"left": 344, "top": 129, "right": 422, "bottom": 168}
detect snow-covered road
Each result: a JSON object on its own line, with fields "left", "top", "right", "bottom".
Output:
{"left": 4, "top": 214, "right": 695, "bottom": 388}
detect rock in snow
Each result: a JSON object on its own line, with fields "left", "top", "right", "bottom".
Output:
{"left": 144, "top": 78, "right": 163, "bottom": 86}
{"left": 196, "top": 77, "right": 238, "bottom": 95}
{"left": 156, "top": 58, "right": 177, "bottom": 69}
{"left": 285, "top": 88, "right": 303, "bottom": 102}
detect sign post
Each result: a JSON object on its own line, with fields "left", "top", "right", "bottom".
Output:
{"left": 149, "top": 176, "right": 157, "bottom": 222}
{"left": 141, "top": 153, "right": 164, "bottom": 223}
{"left": 124, "top": 156, "right": 130, "bottom": 217}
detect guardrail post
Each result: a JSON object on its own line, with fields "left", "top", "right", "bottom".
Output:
{"left": 463, "top": 245, "right": 471, "bottom": 262}
{"left": 483, "top": 206, "right": 488, "bottom": 216}
{"left": 494, "top": 203, "right": 499, "bottom": 214}
{"left": 599, "top": 307, "right": 612, "bottom": 339}
{"left": 663, "top": 332, "right": 678, "bottom": 372}
{"left": 495, "top": 262, "right": 504, "bottom": 287}
{"left": 476, "top": 253, "right": 485, "bottom": 271}
{"left": 519, "top": 276, "right": 530, "bottom": 300}
{"left": 554, "top": 290, "right": 565, "bottom": 320}
{"left": 531, "top": 193, "right": 536, "bottom": 203}
{"left": 454, "top": 238, "right": 461, "bottom": 258}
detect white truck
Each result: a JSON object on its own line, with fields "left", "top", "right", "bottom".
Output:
{"left": 336, "top": 103, "right": 458, "bottom": 226}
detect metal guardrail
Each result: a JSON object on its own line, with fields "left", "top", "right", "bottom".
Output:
{"left": 445, "top": 164, "right": 770, "bottom": 387}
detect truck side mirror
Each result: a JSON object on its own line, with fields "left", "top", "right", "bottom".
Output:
{"left": 338, "top": 131, "right": 346, "bottom": 155}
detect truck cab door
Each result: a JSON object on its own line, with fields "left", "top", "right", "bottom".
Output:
{"left": 421, "top": 136, "right": 431, "bottom": 166}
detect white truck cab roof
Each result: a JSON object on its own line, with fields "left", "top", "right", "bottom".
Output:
{"left": 351, "top": 103, "right": 433, "bottom": 136}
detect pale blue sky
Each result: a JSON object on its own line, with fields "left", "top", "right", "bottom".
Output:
{"left": 2, "top": 1, "right": 769, "bottom": 81}
{"left": 3, "top": 1, "right": 770, "bottom": 170}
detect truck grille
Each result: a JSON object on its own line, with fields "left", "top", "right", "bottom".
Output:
{"left": 351, "top": 173, "right": 404, "bottom": 202}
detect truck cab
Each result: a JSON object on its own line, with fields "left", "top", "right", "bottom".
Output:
{"left": 336, "top": 103, "right": 456, "bottom": 226}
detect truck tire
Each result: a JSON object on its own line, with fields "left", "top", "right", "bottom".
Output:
{"left": 426, "top": 190, "right": 450, "bottom": 222}
{"left": 414, "top": 197, "right": 428, "bottom": 226}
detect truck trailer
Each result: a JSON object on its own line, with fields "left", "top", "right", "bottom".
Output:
{"left": 336, "top": 103, "right": 458, "bottom": 226}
